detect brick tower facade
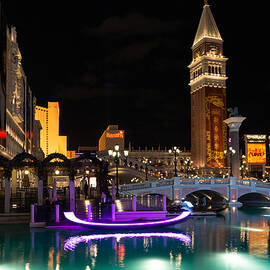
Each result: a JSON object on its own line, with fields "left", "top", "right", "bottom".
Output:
{"left": 188, "top": 2, "right": 228, "bottom": 168}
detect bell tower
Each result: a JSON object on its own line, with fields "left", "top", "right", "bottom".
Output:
{"left": 188, "top": 1, "right": 228, "bottom": 168}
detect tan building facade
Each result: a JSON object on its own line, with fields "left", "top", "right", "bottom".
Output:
{"left": 99, "top": 125, "right": 125, "bottom": 151}
{"left": 35, "top": 102, "right": 67, "bottom": 157}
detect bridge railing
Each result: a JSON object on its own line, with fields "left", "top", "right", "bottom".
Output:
{"left": 236, "top": 180, "right": 251, "bottom": 186}
{"left": 120, "top": 177, "right": 270, "bottom": 194}
{"left": 214, "top": 179, "right": 230, "bottom": 184}
{"left": 180, "top": 179, "right": 195, "bottom": 185}
{"left": 156, "top": 179, "right": 174, "bottom": 187}
{"left": 120, "top": 182, "right": 152, "bottom": 192}
{"left": 179, "top": 178, "right": 229, "bottom": 185}
{"left": 255, "top": 181, "right": 270, "bottom": 189}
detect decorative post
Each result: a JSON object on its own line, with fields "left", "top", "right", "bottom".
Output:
{"left": 162, "top": 195, "right": 167, "bottom": 211}
{"left": 4, "top": 168, "right": 11, "bottom": 213}
{"left": 132, "top": 196, "right": 137, "bottom": 211}
{"left": 87, "top": 204, "right": 92, "bottom": 221}
{"left": 224, "top": 108, "right": 246, "bottom": 179}
{"left": 69, "top": 167, "right": 75, "bottom": 212}
{"left": 31, "top": 204, "right": 35, "bottom": 223}
{"left": 55, "top": 204, "right": 60, "bottom": 223}
{"left": 37, "top": 165, "right": 44, "bottom": 206}
{"left": 53, "top": 179, "right": 57, "bottom": 202}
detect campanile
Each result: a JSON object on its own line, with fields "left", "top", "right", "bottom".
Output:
{"left": 188, "top": 1, "right": 228, "bottom": 168}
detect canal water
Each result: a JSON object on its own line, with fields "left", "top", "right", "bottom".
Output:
{"left": 0, "top": 207, "right": 270, "bottom": 270}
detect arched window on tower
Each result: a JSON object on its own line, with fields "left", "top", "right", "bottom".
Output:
{"left": 211, "top": 66, "right": 215, "bottom": 74}
{"left": 208, "top": 66, "right": 211, "bottom": 74}
{"left": 219, "top": 66, "right": 222, "bottom": 74}
{"left": 215, "top": 66, "right": 218, "bottom": 74}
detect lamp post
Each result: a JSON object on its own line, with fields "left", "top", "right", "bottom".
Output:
{"left": 142, "top": 157, "right": 151, "bottom": 181}
{"left": 184, "top": 158, "right": 193, "bottom": 178}
{"left": 224, "top": 146, "right": 236, "bottom": 177}
{"left": 169, "top": 146, "right": 180, "bottom": 177}
{"left": 108, "top": 145, "right": 129, "bottom": 199}
{"left": 224, "top": 146, "right": 236, "bottom": 202}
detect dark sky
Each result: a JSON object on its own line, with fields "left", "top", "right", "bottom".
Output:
{"left": 5, "top": 1, "right": 270, "bottom": 150}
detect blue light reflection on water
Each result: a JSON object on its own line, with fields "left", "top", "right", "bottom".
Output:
{"left": 0, "top": 207, "right": 270, "bottom": 270}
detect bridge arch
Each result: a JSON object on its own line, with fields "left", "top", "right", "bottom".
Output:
{"left": 238, "top": 192, "right": 270, "bottom": 206}
{"left": 184, "top": 189, "right": 229, "bottom": 205}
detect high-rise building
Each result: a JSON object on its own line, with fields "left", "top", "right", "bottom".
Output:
{"left": 188, "top": 2, "right": 228, "bottom": 168}
{"left": 99, "top": 125, "right": 125, "bottom": 151}
{"left": 0, "top": 1, "right": 7, "bottom": 155}
{"left": 0, "top": 17, "right": 35, "bottom": 159}
{"left": 35, "top": 102, "right": 67, "bottom": 157}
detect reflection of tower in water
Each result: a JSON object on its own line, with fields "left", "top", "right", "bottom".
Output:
{"left": 247, "top": 219, "right": 269, "bottom": 258}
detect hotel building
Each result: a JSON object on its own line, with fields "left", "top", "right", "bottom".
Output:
{"left": 35, "top": 102, "right": 67, "bottom": 157}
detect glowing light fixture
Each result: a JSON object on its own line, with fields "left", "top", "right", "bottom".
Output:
{"left": 24, "top": 170, "right": 29, "bottom": 175}
{"left": 55, "top": 169, "right": 60, "bottom": 175}
{"left": 64, "top": 232, "right": 191, "bottom": 251}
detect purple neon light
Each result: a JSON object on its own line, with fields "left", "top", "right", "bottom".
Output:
{"left": 64, "top": 232, "right": 191, "bottom": 251}
{"left": 64, "top": 211, "right": 191, "bottom": 228}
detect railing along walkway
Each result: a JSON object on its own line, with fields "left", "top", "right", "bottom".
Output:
{"left": 120, "top": 178, "right": 270, "bottom": 192}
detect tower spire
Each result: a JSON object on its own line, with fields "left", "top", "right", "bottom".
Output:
{"left": 192, "top": 2, "right": 222, "bottom": 48}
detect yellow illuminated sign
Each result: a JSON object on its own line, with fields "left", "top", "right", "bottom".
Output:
{"left": 247, "top": 144, "right": 266, "bottom": 164}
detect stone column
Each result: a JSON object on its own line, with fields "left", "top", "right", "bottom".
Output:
{"left": 53, "top": 179, "right": 57, "bottom": 202}
{"left": 37, "top": 179, "right": 43, "bottom": 206}
{"left": 4, "top": 169, "right": 11, "bottom": 213}
{"left": 69, "top": 169, "right": 75, "bottom": 212}
{"left": 37, "top": 167, "right": 44, "bottom": 206}
{"left": 11, "top": 169, "right": 17, "bottom": 194}
{"left": 224, "top": 116, "right": 246, "bottom": 179}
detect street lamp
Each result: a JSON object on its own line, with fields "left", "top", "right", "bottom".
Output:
{"left": 142, "top": 157, "right": 151, "bottom": 181}
{"left": 224, "top": 146, "right": 236, "bottom": 177}
{"left": 184, "top": 158, "right": 193, "bottom": 178}
{"left": 169, "top": 146, "right": 181, "bottom": 177}
{"left": 108, "top": 144, "right": 129, "bottom": 199}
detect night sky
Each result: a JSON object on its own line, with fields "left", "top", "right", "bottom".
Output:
{"left": 5, "top": 1, "right": 270, "bottom": 151}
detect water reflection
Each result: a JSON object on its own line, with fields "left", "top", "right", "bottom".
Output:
{"left": 0, "top": 208, "right": 269, "bottom": 269}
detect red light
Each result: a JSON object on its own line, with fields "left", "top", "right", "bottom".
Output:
{"left": 0, "top": 130, "right": 6, "bottom": 139}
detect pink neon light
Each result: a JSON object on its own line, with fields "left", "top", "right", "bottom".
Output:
{"left": 64, "top": 211, "right": 191, "bottom": 228}
{"left": 64, "top": 232, "right": 191, "bottom": 251}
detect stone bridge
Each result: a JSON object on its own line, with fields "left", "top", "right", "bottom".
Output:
{"left": 119, "top": 177, "right": 270, "bottom": 203}
{"left": 108, "top": 166, "right": 159, "bottom": 182}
